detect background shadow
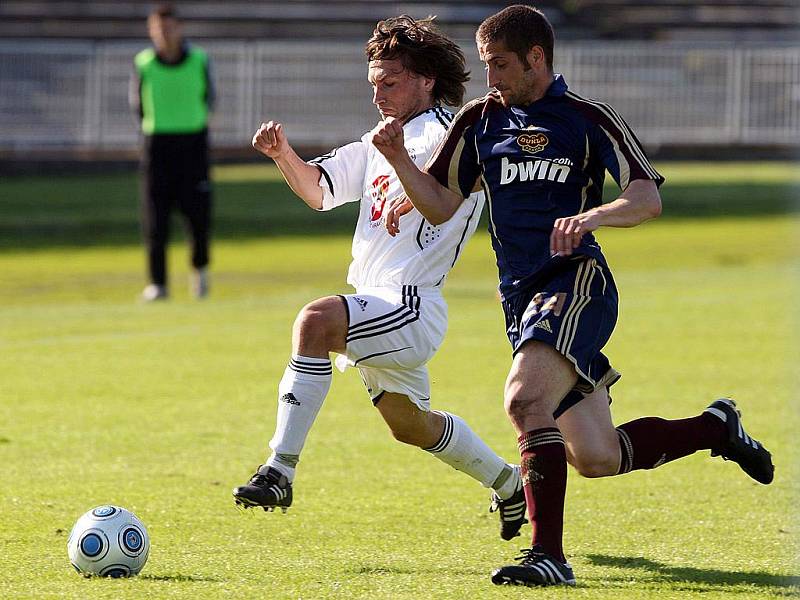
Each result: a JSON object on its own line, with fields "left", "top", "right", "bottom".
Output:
{"left": 586, "top": 554, "right": 800, "bottom": 590}
{"left": 1, "top": 168, "right": 797, "bottom": 251}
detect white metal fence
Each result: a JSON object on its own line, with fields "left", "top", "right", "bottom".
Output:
{"left": 1, "top": 39, "right": 798, "bottom": 153}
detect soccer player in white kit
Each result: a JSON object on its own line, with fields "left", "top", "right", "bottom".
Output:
{"left": 233, "top": 15, "right": 526, "bottom": 541}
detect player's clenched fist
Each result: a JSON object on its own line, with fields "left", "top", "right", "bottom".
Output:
{"left": 371, "top": 117, "right": 405, "bottom": 161}
{"left": 252, "top": 121, "right": 288, "bottom": 159}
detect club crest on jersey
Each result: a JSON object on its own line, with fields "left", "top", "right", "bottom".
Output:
{"left": 517, "top": 132, "right": 549, "bottom": 154}
{"left": 369, "top": 174, "right": 390, "bottom": 222}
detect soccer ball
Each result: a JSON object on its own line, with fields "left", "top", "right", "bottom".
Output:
{"left": 67, "top": 505, "right": 150, "bottom": 577}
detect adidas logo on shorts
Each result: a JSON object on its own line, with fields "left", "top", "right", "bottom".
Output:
{"left": 354, "top": 297, "right": 369, "bottom": 311}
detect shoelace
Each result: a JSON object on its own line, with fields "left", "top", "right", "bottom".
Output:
{"left": 249, "top": 466, "right": 278, "bottom": 487}
{"left": 249, "top": 473, "right": 268, "bottom": 485}
{"left": 515, "top": 547, "right": 548, "bottom": 565}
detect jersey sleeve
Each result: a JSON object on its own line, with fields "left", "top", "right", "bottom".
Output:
{"left": 424, "top": 99, "right": 485, "bottom": 199}
{"left": 586, "top": 101, "right": 664, "bottom": 190}
{"left": 309, "top": 140, "right": 367, "bottom": 211}
{"left": 129, "top": 65, "right": 142, "bottom": 122}
{"left": 204, "top": 55, "right": 216, "bottom": 113}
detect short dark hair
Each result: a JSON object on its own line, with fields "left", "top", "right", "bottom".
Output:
{"left": 365, "top": 15, "right": 469, "bottom": 107}
{"left": 150, "top": 3, "right": 177, "bottom": 19}
{"left": 476, "top": 5, "right": 554, "bottom": 71}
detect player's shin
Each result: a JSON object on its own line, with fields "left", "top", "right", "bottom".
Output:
{"left": 518, "top": 428, "right": 567, "bottom": 562}
{"left": 421, "top": 411, "right": 526, "bottom": 541}
{"left": 423, "top": 411, "right": 512, "bottom": 491}
{"left": 266, "top": 355, "right": 333, "bottom": 481}
{"left": 615, "top": 413, "right": 725, "bottom": 473}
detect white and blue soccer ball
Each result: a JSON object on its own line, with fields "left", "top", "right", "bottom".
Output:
{"left": 67, "top": 505, "right": 150, "bottom": 577}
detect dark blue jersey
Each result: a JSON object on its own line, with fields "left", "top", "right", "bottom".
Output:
{"left": 426, "top": 74, "right": 664, "bottom": 298}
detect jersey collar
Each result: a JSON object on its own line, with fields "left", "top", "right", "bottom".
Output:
{"left": 155, "top": 42, "right": 189, "bottom": 66}
{"left": 403, "top": 104, "right": 441, "bottom": 127}
{"left": 547, "top": 74, "right": 568, "bottom": 97}
{"left": 508, "top": 74, "right": 568, "bottom": 121}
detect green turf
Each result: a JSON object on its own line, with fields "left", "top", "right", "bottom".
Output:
{"left": 0, "top": 163, "right": 798, "bottom": 599}
{"left": 0, "top": 161, "right": 797, "bottom": 251}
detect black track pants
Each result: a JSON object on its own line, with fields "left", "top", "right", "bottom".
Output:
{"left": 140, "top": 131, "right": 211, "bottom": 286}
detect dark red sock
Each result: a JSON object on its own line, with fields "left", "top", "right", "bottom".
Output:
{"left": 616, "top": 412, "right": 726, "bottom": 473}
{"left": 518, "top": 427, "right": 567, "bottom": 562}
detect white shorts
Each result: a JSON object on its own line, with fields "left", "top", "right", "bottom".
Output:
{"left": 334, "top": 285, "right": 447, "bottom": 410}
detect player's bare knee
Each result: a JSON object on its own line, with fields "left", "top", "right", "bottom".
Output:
{"left": 295, "top": 303, "right": 326, "bottom": 328}
{"left": 504, "top": 392, "right": 548, "bottom": 423}
{"left": 293, "top": 301, "right": 341, "bottom": 351}
{"left": 293, "top": 306, "right": 324, "bottom": 342}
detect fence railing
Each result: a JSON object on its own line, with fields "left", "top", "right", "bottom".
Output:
{"left": 1, "top": 39, "right": 798, "bottom": 154}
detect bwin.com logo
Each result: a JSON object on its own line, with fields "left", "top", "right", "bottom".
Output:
{"left": 500, "top": 156, "right": 571, "bottom": 184}
{"left": 280, "top": 393, "right": 300, "bottom": 405}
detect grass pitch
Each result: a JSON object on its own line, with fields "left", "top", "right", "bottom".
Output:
{"left": 0, "top": 162, "right": 798, "bottom": 599}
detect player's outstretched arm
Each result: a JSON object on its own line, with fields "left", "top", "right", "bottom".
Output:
{"left": 550, "top": 178, "right": 662, "bottom": 256}
{"left": 252, "top": 121, "right": 324, "bottom": 210}
{"left": 371, "top": 118, "right": 463, "bottom": 227}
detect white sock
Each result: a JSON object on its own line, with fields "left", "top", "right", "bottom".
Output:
{"left": 266, "top": 355, "right": 332, "bottom": 482}
{"left": 492, "top": 464, "right": 520, "bottom": 500}
{"left": 424, "top": 410, "right": 508, "bottom": 491}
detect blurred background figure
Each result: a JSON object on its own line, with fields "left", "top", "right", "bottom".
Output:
{"left": 130, "top": 3, "right": 215, "bottom": 301}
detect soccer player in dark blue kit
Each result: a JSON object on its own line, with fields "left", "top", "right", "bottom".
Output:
{"left": 373, "top": 4, "right": 774, "bottom": 588}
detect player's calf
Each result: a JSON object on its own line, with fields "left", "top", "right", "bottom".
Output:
{"left": 567, "top": 450, "right": 620, "bottom": 478}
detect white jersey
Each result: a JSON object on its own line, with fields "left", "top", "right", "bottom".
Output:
{"left": 310, "top": 106, "right": 484, "bottom": 290}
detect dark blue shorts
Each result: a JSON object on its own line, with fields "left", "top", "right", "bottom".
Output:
{"left": 502, "top": 257, "right": 621, "bottom": 417}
